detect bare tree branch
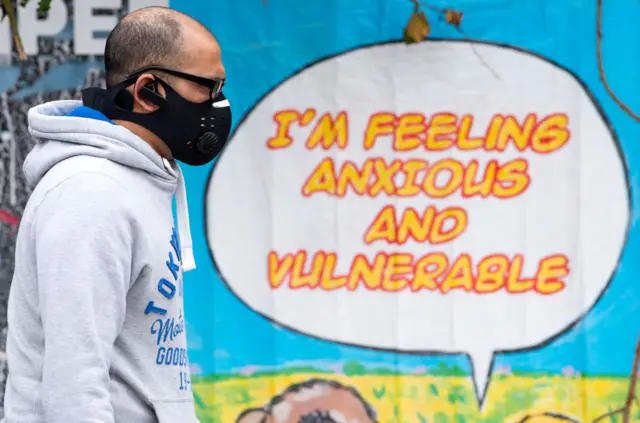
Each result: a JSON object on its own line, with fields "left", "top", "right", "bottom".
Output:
{"left": 592, "top": 406, "right": 625, "bottom": 423}
{"left": 596, "top": 0, "right": 640, "bottom": 122}
{"left": 590, "top": 334, "right": 640, "bottom": 423}
{"left": 519, "top": 411, "right": 581, "bottom": 422}
{"left": 1, "top": 0, "right": 26, "bottom": 60}
{"left": 621, "top": 335, "right": 640, "bottom": 422}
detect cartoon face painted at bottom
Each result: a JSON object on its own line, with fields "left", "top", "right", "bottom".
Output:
{"left": 236, "top": 379, "right": 377, "bottom": 423}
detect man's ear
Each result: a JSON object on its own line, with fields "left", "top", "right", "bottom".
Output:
{"left": 132, "top": 74, "right": 166, "bottom": 113}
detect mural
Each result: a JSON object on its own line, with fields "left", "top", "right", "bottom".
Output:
{"left": 2, "top": 0, "right": 640, "bottom": 422}
{"left": 205, "top": 39, "right": 632, "bottom": 423}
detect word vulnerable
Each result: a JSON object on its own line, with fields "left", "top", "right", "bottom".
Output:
{"left": 268, "top": 251, "right": 569, "bottom": 295}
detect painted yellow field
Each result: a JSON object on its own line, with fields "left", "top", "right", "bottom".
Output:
{"left": 193, "top": 373, "right": 640, "bottom": 423}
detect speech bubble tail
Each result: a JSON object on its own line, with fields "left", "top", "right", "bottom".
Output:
{"left": 469, "top": 350, "right": 495, "bottom": 409}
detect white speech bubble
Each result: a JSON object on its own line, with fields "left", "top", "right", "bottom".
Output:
{"left": 205, "top": 40, "right": 629, "bottom": 406}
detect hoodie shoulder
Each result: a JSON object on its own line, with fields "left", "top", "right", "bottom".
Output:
{"left": 38, "top": 171, "right": 131, "bottom": 217}
{"left": 24, "top": 158, "right": 135, "bottom": 223}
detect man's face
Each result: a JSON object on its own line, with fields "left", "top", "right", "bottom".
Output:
{"left": 130, "top": 24, "right": 225, "bottom": 112}
{"left": 171, "top": 25, "right": 226, "bottom": 104}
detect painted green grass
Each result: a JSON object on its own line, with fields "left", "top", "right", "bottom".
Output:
{"left": 192, "top": 370, "right": 640, "bottom": 423}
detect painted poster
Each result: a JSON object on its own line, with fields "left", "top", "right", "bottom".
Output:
{"left": 2, "top": 1, "right": 640, "bottom": 423}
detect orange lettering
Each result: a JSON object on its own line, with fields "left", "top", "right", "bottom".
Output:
{"left": 457, "top": 115, "right": 484, "bottom": 150}
{"left": 306, "top": 112, "right": 349, "bottom": 150}
{"left": 395, "top": 113, "right": 426, "bottom": 151}
{"left": 463, "top": 160, "right": 497, "bottom": 198}
{"left": 321, "top": 253, "right": 347, "bottom": 290}
{"left": 430, "top": 207, "right": 468, "bottom": 244}
{"left": 290, "top": 251, "right": 324, "bottom": 289}
{"left": 302, "top": 158, "right": 337, "bottom": 196}
{"left": 475, "top": 254, "right": 507, "bottom": 293}
{"left": 370, "top": 159, "right": 402, "bottom": 196}
{"left": 426, "top": 113, "right": 457, "bottom": 150}
{"left": 423, "top": 159, "right": 464, "bottom": 198}
{"left": 532, "top": 113, "right": 570, "bottom": 154}
{"left": 535, "top": 255, "right": 569, "bottom": 294}
{"left": 337, "top": 160, "right": 372, "bottom": 196}
{"left": 506, "top": 254, "right": 534, "bottom": 293}
{"left": 267, "top": 110, "right": 302, "bottom": 149}
{"left": 496, "top": 114, "right": 536, "bottom": 151}
{"left": 413, "top": 253, "right": 447, "bottom": 291}
{"left": 381, "top": 254, "right": 412, "bottom": 292}
{"left": 268, "top": 251, "right": 294, "bottom": 289}
{"left": 397, "top": 160, "right": 428, "bottom": 196}
{"left": 364, "top": 206, "right": 397, "bottom": 244}
{"left": 348, "top": 254, "right": 385, "bottom": 291}
{"left": 494, "top": 159, "right": 530, "bottom": 198}
{"left": 364, "top": 113, "right": 395, "bottom": 150}
{"left": 440, "top": 254, "right": 473, "bottom": 293}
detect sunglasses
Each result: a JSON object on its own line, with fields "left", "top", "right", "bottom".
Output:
{"left": 125, "top": 65, "right": 226, "bottom": 99}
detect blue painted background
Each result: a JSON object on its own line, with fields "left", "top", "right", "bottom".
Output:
{"left": 4, "top": 0, "right": 640, "bottom": 378}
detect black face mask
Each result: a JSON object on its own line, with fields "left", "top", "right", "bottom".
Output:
{"left": 82, "top": 69, "right": 232, "bottom": 166}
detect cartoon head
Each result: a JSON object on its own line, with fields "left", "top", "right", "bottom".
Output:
{"left": 236, "top": 379, "right": 377, "bottom": 423}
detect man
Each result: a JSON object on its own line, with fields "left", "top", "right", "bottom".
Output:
{"left": 2, "top": 6, "right": 231, "bottom": 423}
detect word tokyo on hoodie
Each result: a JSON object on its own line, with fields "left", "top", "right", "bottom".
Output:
{"left": 2, "top": 100, "right": 211, "bottom": 423}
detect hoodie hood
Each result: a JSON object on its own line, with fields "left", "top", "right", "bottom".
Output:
{"left": 26, "top": 100, "right": 196, "bottom": 271}
{"left": 26, "top": 100, "right": 170, "bottom": 186}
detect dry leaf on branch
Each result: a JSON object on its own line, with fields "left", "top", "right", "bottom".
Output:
{"left": 445, "top": 9, "right": 463, "bottom": 27}
{"left": 403, "top": 11, "right": 431, "bottom": 44}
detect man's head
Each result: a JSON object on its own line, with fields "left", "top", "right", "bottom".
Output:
{"left": 94, "top": 7, "right": 230, "bottom": 163}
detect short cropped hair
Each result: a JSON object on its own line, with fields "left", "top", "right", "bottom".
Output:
{"left": 104, "top": 7, "right": 183, "bottom": 88}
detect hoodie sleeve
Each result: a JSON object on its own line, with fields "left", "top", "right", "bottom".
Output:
{"left": 33, "top": 173, "right": 136, "bottom": 423}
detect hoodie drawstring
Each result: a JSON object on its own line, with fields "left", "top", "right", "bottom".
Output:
{"left": 163, "top": 159, "right": 196, "bottom": 272}
{"left": 176, "top": 170, "right": 197, "bottom": 272}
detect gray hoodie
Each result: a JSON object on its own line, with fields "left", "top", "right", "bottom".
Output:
{"left": 2, "top": 100, "right": 200, "bottom": 423}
